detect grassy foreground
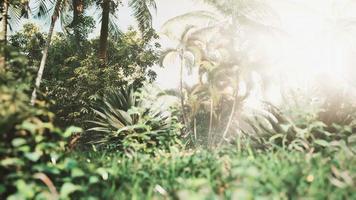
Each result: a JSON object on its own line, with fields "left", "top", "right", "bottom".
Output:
{"left": 64, "top": 147, "right": 355, "bottom": 199}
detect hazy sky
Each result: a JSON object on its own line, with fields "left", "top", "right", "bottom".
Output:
{"left": 18, "top": 0, "right": 356, "bottom": 91}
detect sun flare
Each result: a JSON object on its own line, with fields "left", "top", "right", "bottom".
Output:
{"left": 229, "top": 0, "right": 356, "bottom": 104}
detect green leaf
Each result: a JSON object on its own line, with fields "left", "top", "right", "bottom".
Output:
{"left": 314, "top": 139, "right": 330, "bottom": 147}
{"left": 64, "top": 158, "right": 78, "bottom": 170}
{"left": 96, "top": 168, "right": 109, "bottom": 180}
{"left": 348, "top": 134, "right": 356, "bottom": 144}
{"left": 25, "top": 152, "right": 42, "bottom": 162}
{"left": 1, "top": 158, "right": 25, "bottom": 167}
{"left": 60, "top": 182, "right": 82, "bottom": 198}
{"left": 64, "top": 126, "right": 83, "bottom": 138}
{"left": 71, "top": 168, "right": 85, "bottom": 177}
{"left": 0, "top": 185, "right": 5, "bottom": 194}
{"left": 89, "top": 176, "right": 99, "bottom": 184}
{"left": 19, "top": 121, "right": 38, "bottom": 133}
{"left": 11, "top": 138, "right": 27, "bottom": 147}
{"left": 269, "top": 134, "right": 284, "bottom": 142}
{"left": 15, "top": 180, "right": 35, "bottom": 198}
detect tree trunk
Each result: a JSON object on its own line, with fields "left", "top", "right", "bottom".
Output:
{"left": 193, "top": 117, "right": 197, "bottom": 142}
{"left": 0, "top": 0, "right": 9, "bottom": 71}
{"left": 98, "top": 0, "right": 110, "bottom": 63}
{"left": 30, "top": 0, "right": 62, "bottom": 105}
{"left": 179, "top": 51, "right": 188, "bottom": 128}
{"left": 219, "top": 94, "right": 238, "bottom": 146}
{"left": 208, "top": 98, "right": 214, "bottom": 146}
{"left": 71, "top": 0, "right": 84, "bottom": 48}
{"left": 72, "top": 0, "right": 84, "bottom": 26}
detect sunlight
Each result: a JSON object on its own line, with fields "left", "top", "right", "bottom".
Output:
{"left": 2, "top": 0, "right": 356, "bottom": 197}
{"left": 238, "top": 0, "right": 356, "bottom": 104}
{"left": 155, "top": 0, "right": 356, "bottom": 105}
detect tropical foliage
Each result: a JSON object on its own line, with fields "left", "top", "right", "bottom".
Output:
{"left": 0, "top": 0, "right": 355, "bottom": 199}
{"left": 83, "top": 85, "right": 182, "bottom": 153}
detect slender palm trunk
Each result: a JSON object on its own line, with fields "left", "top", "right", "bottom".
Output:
{"left": 0, "top": 0, "right": 8, "bottom": 41}
{"left": 30, "top": 0, "right": 63, "bottom": 105}
{"left": 219, "top": 94, "right": 238, "bottom": 145}
{"left": 0, "top": 0, "right": 9, "bottom": 71}
{"left": 71, "top": 0, "right": 84, "bottom": 48}
{"left": 98, "top": 0, "right": 110, "bottom": 63}
{"left": 193, "top": 117, "right": 197, "bottom": 142}
{"left": 72, "top": 0, "right": 84, "bottom": 25}
{"left": 208, "top": 98, "right": 213, "bottom": 146}
{"left": 179, "top": 51, "right": 188, "bottom": 128}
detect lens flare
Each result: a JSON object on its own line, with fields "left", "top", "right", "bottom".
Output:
{"left": 238, "top": 0, "right": 356, "bottom": 104}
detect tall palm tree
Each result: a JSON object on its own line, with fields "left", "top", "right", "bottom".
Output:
{"left": 160, "top": 11, "right": 218, "bottom": 128}
{"left": 0, "top": 0, "right": 30, "bottom": 70}
{"left": 0, "top": 0, "right": 9, "bottom": 44}
{"left": 161, "top": 8, "right": 268, "bottom": 145}
{"left": 31, "top": 0, "right": 64, "bottom": 105}
{"left": 30, "top": 0, "right": 89, "bottom": 105}
{"left": 98, "top": 0, "right": 110, "bottom": 61}
{"left": 97, "top": 0, "right": 158, "bottom": 63}
{"left": 71, "top": 0, "right": 84, "bottom": 26}
{"left": 160, "top": 28, "right": 199, "bottom": 128}
{"left": 68, "top": 0, "right": 84, "bottom": 47}
{"left": 0, "top": 0, "right": 9, "bottom": 71}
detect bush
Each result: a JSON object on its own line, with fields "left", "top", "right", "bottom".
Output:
{"left": 0, "top": 71, "right": 81, "bottom": 199}
{"left": 0, "top": 43, "right": 81, "bottom": 199}
{"left": 240, "top": 102, "right": 356, "bottom": 154}
{"left": 9, "top": 23, "right": 160, "bottom": 128}
{"left": 79, "top": 85, "right": 182, "bottom": 153}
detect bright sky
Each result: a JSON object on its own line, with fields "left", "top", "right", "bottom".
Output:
{"left": 248, "top": 0, "right": 356, "bottom": 103}
{"left": 151, "top": 0, "right": 215, "bottom": 89}
{"left": 153, "top": 0, "right": 356, "bottom": 92}
{"left": 20, "top": 0, "right": 211, "bottom": 89}
{"left": 17, "top": 0, "right": 356, "bottom": 95}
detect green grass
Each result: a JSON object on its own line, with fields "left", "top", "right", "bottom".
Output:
{"left": 65, "top": 146, "right": 355, "bottom": 199}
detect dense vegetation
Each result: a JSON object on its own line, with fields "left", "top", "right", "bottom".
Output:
{"left": 1, "top": 0, "right": 355, "bottom": 199}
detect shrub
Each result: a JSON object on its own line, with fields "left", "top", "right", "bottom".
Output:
{"left": 240, "top": 102, "right": 356, "bottom": 153}
{"left": 81, "top": 85, "right": 182, "bottom": 153}
{"left": 0, "top": 73, "right": 82, "bottom": 199}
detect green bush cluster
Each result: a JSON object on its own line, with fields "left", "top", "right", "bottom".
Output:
{"left": 9, "top": 24, "right": 160, "bottom": 128}
{"left": 78, "top": 85, "right": 182, "bottom": 153}
{"left": 3, "top": 146, "right": 352, "bottom": 199}
{"left": 0, "top": 109, "right": 81, "bottom": 199}
{"left": 0, "top": 48, "right": 79, "bottom": 198}
{"left": 1, "top": 6, "right": 356, "bottom": 199}
{"left": 241, "top": 102, "right": 356, "bottom": 154}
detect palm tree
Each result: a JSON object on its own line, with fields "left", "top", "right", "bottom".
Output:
{"left": 160, "top": 11, "right": 247, "bottom": 146}
{"left": 0, "top": 0, "right": 30, "bottom": 43}
{"left": 30, "top": 0, "right": 89, "bottom": 105}
{"left": 68, "top": 0, "right": 84, "bottom": 47}
{"left": 160, "top": 11, "right": 218, "bottom": 128}
{"left": 0, "top": 0, "right": 9, "bottom": 44}
{"left": 0, "top": 0, "right": 30, "bottom": 70}
{"left": 97, "top": 0, "right": 158, "bottom": 63}
{"left": 98, "top": 0, "right": 110, "bottom": 61}
{"left": 29, "top": 0, "right": 158, "bottom": 103}
{"left": 0, "top": 0, "right": 9, "bottom": 71}
{"left": 71, "top": 0, "right": 84, "bottom": 26}
{"left": 31, "top": 0, "right": 64, "bottom": 105}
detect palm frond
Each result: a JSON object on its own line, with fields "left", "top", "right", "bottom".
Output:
{"left": 202, "top": 0, "right": 280, "bottom": 27}
{"left": 6, "top": 1, "right": 30, "bottom": 31}
{"left": 129, "top": 0, "right": 157, "bottom": 33}
{"left": 32, "top": 0, "right": 54, "bottom": 19}
{"left": 108, "top": 12, "right": 122, "bottom": 41}
{"left": 161, "top": 10, "right": 218, "bottom": 41}
{"left": 7, "top": 5, "right": 23, "bottom": 31}
{"left": 59, "top": 0, "right": 73, "bottom": 33}
{"left": 159, "top": 48, "right": 178, "bottom": 67}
